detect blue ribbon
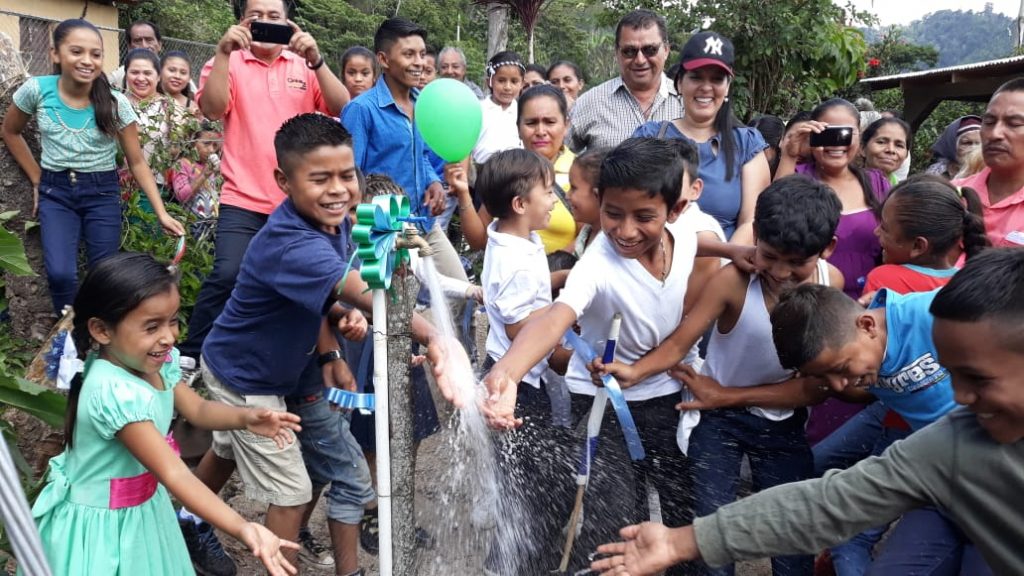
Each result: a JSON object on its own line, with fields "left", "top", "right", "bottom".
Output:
{"left": 564, "top": 330, "right": 645, "bottom": 461}
{"left": 326, "top": 388, "right": 376, "bottom": 412}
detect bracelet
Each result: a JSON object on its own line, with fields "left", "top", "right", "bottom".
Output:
{"left": 317, "top": 349, "right": 344, "bottom": 367}
{"left": 307, "top": 56, "right": 325, "bottom": 71}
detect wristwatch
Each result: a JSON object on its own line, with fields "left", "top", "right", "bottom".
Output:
{"left": 317, "top": 349, "right": 344, "bottom": 367}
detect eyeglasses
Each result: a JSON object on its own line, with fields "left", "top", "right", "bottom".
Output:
{"left": 618, "top": 43, "right": 662, "bottom": 59}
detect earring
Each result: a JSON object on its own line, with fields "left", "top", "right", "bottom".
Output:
{"left": 90, "top": 341, "right": 100, "bottom": 351}
{"left": 724, "top": 97, "right": 729, "bottom": 102}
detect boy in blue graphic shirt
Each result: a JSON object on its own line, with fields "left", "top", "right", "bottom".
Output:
{"left": 770, "top": 285, "right": 956, "bottom": 431}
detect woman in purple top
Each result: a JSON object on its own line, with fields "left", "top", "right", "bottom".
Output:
{"left": 778, "top": 98, "right": 890, "bottom": 299}
{"left": 777, "top": 98, "right": 892, "bottom": 444}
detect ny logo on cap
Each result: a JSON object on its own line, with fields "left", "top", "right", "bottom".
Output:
{"left": 704, "top": 36, "right": 724, "bottom": 56}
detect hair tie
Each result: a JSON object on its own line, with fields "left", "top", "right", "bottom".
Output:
{"left": 955, "top": 186, "right": 964, "bottom": 198}
{"left": 486, "top": 60, "right": 525, "bottom": 78}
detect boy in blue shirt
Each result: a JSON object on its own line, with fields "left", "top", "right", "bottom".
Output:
{"left": 770, "top": 285, "right": 957, "bottom": 431}
{"left": 192, "top": 113, "right": 455, "bottom": 573}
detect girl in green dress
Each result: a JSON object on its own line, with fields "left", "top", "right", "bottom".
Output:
{"left": 30, "top": 252, "right": 301, "bottom": 575}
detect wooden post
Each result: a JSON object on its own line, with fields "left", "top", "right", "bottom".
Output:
{"left": 386, "top": 269, "right": 418, "bottom": 575}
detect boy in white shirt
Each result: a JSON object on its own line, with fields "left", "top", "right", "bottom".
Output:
{"left": 483, "top": 137, "right": 702, "bottom": 575}
{"left": 477, "top": 148, "right": 574, "bottom": 574}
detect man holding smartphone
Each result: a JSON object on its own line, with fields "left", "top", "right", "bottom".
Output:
{"left": 177, "top": 1, "right": 351, "bottom": 575}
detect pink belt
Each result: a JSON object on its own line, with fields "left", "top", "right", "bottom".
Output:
{"left": 108, "top": 433, "right": 180, "bottom": 509}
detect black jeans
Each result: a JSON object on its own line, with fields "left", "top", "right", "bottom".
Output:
{"left": 558, "top": 392, "right": 695, "bottom": 575}
{"left": 180, "top": 205, "right": 268, "bottom": 358}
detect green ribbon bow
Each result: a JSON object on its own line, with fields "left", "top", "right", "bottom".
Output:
{"left": 351, "top": 195, "right": 411, "bottom": 290}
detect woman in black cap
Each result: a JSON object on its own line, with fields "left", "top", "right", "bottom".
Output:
{"left": 632, "top": 31, "right": 770, "bottom": 245}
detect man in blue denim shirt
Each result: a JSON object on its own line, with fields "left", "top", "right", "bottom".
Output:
{"left": 342, "top": 17, "right": 470, "bottom": 311}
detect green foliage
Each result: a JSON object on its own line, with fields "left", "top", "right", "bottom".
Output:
{"left": 0, "top": 211, "right": 34, "bottom": 278}
{"left": 120, "top": 0, "right": 237, "bottom": 45}
{"left": 688, "top": 0, "right": 872, "bottom": 119}
{"left": 120, "top": 196, "right": 215, "bottom": 338}
{"left": 903, "top": 8, "right": 1014, "bottom": 67}
{"left": 864, "top": 26, "right": 939, "bottom": 77}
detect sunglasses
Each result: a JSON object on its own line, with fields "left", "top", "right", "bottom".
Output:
{"left": 618, "top": 43, "right": 662, "bottom": 59}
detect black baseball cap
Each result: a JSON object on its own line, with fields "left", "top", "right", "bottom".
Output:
{"left": 679, "top": 31, "right": 734, "bottom": 76}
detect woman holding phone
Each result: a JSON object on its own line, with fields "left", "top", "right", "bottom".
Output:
{"left": 776, "top": 98, "right": 890, "bottom": 299}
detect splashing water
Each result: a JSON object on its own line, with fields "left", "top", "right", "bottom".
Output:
{"left": 418, "top": 258, "right": 534, "bottom": 575}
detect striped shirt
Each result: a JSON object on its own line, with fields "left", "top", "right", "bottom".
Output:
{"left": 567, "top": 74, "right": 683, "bottom": 152}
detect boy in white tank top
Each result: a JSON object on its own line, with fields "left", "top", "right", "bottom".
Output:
{"left": 595, "top": 175, "right": 845, "bottom": 576}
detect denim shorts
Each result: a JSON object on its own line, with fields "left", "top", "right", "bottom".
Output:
{"left": 287, "top": 391, "right": 376, "bottom": 525}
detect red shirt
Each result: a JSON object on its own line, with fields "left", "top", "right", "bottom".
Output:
{"left": 862, "top": 264, "right": 959, "bottom": 296}
{"left": 197, "top": 50, "right": 328, "bottom": 215}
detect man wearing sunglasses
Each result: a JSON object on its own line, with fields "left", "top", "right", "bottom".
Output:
{"left": 568, "top": 9, "right": 682, "bottom": 152}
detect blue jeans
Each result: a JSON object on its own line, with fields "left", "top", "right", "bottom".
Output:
{"left": 37, "top": 169, "right": 121, "bottom": 312}
{"left": 691, "top": 408, "right": 814, "bottom": 576}
{"left": 180, "top": 205, "right": 268, "bottom": 358}
{"left": 286, "top": 360, "right": 375, "bottom": 525}
{"left": 813, "top": 402, "right": 910, "bottom": 576}
{"left": 868, "top": 508, "right": 993, "bottom": 576}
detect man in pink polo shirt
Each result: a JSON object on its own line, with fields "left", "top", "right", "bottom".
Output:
{"left": 954, "top": 77, "right": 1024, "bottom": 248}
{"left": 176, "top": 1, "right": 349, "bottom": 575}
{"left": 181, "top": 0, "right": 348, "bottom": 361}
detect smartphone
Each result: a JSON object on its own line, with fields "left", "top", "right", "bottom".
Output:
{"left": 809, "top": 125, "right": 855, "bottom": 148}
{"left": 250, "top": 21, "right": 294, "bottom": 45}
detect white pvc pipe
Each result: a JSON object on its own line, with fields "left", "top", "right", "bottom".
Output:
{"left": 372, "top": 288, "right": 393, "bottom": 576}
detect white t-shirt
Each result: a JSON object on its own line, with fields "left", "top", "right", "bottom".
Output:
{"left": 472, "top": 98, "right": 522, "bottom": 165}
{"left": 557, "top": 215, "right": 698, "bottom": 401}
{"left": 482, "top": 222, "right": 552, "bottom": 386}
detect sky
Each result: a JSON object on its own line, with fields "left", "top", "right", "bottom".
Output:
{"left": 845, "top": 0, "right": 1019, "bottom": 25}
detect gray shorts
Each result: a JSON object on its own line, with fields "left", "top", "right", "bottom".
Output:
{"left": 201, "top": 357, "right": 312, "bottom": 507}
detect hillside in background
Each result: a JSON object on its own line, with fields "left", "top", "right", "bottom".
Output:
{"left": 902, "top": 6, "right": 1015, "bottom": 67}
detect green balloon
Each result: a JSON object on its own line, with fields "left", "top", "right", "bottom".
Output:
{"left": 415, "top": 78, "right": 483, "bottom": 163}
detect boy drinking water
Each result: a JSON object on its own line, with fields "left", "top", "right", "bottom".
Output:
{"left": 595, "top": 175, "right": 844, "bottom": 575}
{"left": 483, "top": 137, "right": 700, "bottom": 575}
{"left": 592, "top": 247, "right": 1024, "bottom": 576}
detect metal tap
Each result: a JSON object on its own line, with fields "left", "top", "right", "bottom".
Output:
{"left": 394, "top": 228, "right": 433, "bottom": 257}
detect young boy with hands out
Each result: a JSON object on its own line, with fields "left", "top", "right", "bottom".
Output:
{"left": 591, "top": 248, "right": 1024, "bottom": 576}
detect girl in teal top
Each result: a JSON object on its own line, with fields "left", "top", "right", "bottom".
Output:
{"left": 28, "top": 252, "right": 300, "bottom": 576}
{"left": 1, "top": 19, "right": 184, "bottom": 314}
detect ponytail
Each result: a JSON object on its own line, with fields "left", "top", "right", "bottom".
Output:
{"left": 90, "top": 72, "right": 119, "bottom": 137}
{"left": 63, "top": 323, "right": 92, "bottom": 449}
{"left": 958, "top": 185, "right": 990, "bottom": 259}
{"left": 886, "top": 175, "right": 989, "bottom": 263}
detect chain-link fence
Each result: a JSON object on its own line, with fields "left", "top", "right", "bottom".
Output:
{"left": 0, "top": 9, "right": 215, "bottom": 83}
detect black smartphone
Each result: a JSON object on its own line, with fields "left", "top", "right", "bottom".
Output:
{"left": 809, "top": 125, "right": 855, "bottom": 148}
{"left": 250, "top": 21, "right": 294, "bottom": 45}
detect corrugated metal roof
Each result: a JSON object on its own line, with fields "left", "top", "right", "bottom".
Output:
{"left": 860, "top": 54, "right": 1024, "bottom": 89}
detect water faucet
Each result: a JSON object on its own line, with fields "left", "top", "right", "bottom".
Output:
{"left": 395, "top": 228, "right": 433, "bottom": 257}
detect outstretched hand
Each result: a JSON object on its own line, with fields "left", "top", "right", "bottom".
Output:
{"left": 245, "top": 409, "right": 301, "bottom": 449}
{"left": 425, "top": 335, "right": 473, "bottom": 408}
{"left": 238, "top": 522, "right": 299, "bottom": 576}
{"left": 481, "top": 369, "right": 522, "bottom": 430}
{"left": 591, "top": 523, "right": 698, "bottom": 576}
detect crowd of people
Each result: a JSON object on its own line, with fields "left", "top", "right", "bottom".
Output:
{"left": 1, "top": 1, "right": 1023, "bottom": 575}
